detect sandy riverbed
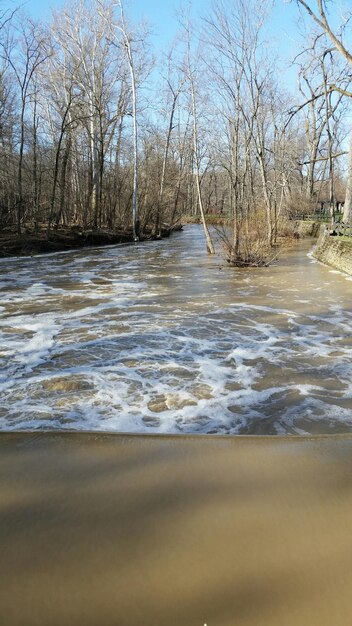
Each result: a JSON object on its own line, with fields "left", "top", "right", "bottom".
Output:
{"left": 1, "top": 432, "right": 352, "bottom": 625}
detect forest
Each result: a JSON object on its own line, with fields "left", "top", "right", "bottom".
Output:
{"left": 0, "top": 0, "right": 351, "bottom": 261}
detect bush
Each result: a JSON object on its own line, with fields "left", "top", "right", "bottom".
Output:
{"left": 215, "top": 214, "right": 279, "bottom": 267}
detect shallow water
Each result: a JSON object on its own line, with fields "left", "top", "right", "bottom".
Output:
{"left": 2, "top": 432, "right": 352, "bottom": 626}
{"left": 0, "top": 225, "right": 351, "bottom": 434}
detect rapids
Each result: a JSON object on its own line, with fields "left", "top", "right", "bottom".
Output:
{"left": 1, "top": 225, "right": 351, "bottom": 435}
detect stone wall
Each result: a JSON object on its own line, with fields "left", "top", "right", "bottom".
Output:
{"left": 313, "top": 228, "right": 352, "bottom": 276}
{"left": 293, "top": 220, "right": 321, "bottom": 238}
{"left": 281, "top": 220, "right": 322, "bottom": 238}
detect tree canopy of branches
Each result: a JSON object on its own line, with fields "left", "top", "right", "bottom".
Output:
{"left": 0, "top": 0, "right": 350, "bottom": 261}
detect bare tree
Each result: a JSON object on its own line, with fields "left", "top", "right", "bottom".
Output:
{"left": 113, "top": 0, "right": 140, "bottom": 240}
{"left": 0, "top": 16, "right": 50, "bottom": 234}
{"left": 153, "top": 48, "right": 185, "bottom": 237}
{"left": 182, "top": 10, "right": 215, "bottom": 255}
{"left": 294, "top": 0, "right": 352, "bottom": 221}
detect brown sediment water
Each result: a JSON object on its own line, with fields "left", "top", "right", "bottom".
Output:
{"left": 1, "top": 431, "right": 352, "bottom": 625}
{"left": 1, "top": 225, "right": 352, "bottom": 435}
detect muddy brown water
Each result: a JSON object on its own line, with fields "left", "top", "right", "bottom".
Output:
{"left": 2, "top": 228, "right": 352, "bottom": 625}
{"left": 2, "top": 432, "right": 352, "bottom": 626}
{"left": 0, "top": 224, "right": 351, "bottom": 434}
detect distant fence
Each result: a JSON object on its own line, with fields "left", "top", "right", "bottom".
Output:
{"left": 330, "top": 222, "right": 352, "bottom": 238}
{"left": 293, "top": 213, "right": 333, "bottom": 222}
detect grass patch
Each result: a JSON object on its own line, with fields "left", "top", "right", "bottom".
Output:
{"left": 335, "top": 235, "right": 352, "bottom": 244}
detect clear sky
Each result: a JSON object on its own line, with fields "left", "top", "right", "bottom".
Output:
{"left": 11, "top": 0, "right": 302, "bottom": 91}
{"left": 13, "top": 0, "right": 352, "bottom": 102}
{"left": 13, "top": 0, "right": 301, "bottom": 55}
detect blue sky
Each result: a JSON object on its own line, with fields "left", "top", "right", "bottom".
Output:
{"left": 15, "top": 0, "right": 302, "bottom": 84}
{"left": 17, "top": 0, "right": 301, "bottom": 53}
{"left": 4, "top": 0, "right": 319, "bottom": 94}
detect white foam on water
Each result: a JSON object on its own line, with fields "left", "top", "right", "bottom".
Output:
{"left": 0, "top": 226, "right": 351, "bottom": 435}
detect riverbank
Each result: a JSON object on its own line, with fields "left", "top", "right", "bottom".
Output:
{"left": 313, "top": 227, "right": 352, "bottom": 276}
{"left": 183, "top": 215, "right": 322, "bottom": 237}
{"left": 2, "top": 431, "right": 352, "bottom": 626}
{"left": 0, "top": 224, "right": 182, "bottom": 258}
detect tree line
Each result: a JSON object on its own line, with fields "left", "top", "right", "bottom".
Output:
{"left": 0, "top": 0, "right": 350, "bottom": 261}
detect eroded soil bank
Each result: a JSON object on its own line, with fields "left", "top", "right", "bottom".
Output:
{"left": 2, "top": 431, "right": 352, "bottom": 626}
{"left": 0, "top": 224, "right": 180, "bottom": 257}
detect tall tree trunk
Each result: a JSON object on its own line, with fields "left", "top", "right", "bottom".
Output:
{"left": 343, "top": 129, "right": 352, "bottom": 223}
{"left": 154, "top": 93, "right": 179, "bottom": 237}
{"left": 32, "top": 96, "right": 39, "bottom": 235}
{"left": 189, "top": 80, "right": 215, "bottom": 254}
{"left": 118, "top": 0, "right": 139, "bottom": 240}
{"left": 47, "top": 104, "right": 70, "bottom": 237}
{"left": 56, "top": 136, "right": 71, "bottom": 227}
{"left": 258, "top": 149, "right": 273, "bottom": 246}
{"left": 90, "top": 113, "right": 100, "bottom": 230}
{"left": 17, "top": 100, "right": 25, "bottom": 235}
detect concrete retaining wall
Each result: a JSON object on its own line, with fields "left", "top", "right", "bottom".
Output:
{"left": 313, "top": 228, "right": 352, "bottom": 276}
{"left": 293, "top": 220, "right": 321, "bottom": 238}
{"left": 281, "top": 220, "right": 321, "bottom": 238}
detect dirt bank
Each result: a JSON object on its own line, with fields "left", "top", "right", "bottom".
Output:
{"left": 0, "top": 224, "right": 183, "bottom": 258}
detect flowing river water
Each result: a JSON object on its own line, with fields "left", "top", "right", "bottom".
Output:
{"left": 1, "top": 224, "right": 351, "bottom": 435}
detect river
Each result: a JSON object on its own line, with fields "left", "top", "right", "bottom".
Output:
{"left": 0, "top": 224, "right": 351, "bottom": 435}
